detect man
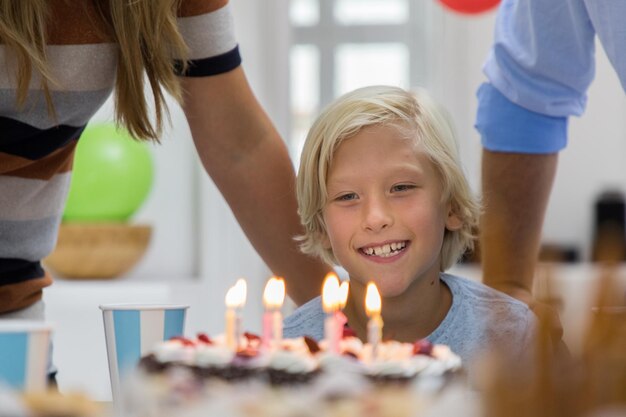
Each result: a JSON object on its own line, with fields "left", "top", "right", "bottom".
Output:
{"left": 475, "top": 0, "right": 626, "bottom": 336}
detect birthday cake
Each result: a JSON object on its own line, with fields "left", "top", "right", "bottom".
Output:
{"left": 128, "top": 276, "right": 462, "bottom": 417}
{"left": 138, "top": 330, "right": 461, "bottom": 385}
{"left": 127, "top": 331, "right": 462, "bottom": 417}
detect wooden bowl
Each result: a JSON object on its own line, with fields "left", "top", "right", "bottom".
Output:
{"left": 44, "top": 223, "right": 152, "bottom": 279}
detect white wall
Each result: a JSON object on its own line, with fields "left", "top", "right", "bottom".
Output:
{"left": 425, "top": 5, "right": 496, "bottom": 195}
{"left": 551, "top": 54, "right": 626, "bottom": 259}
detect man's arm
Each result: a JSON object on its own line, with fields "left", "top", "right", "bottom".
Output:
{"left": 480, "top": 150, "right": 557, "bottom": 302}
{"left": 477, "top": 0, "right": 596, "bottom": 295}
{"left": 180, "top": 67, "right": 329, "bottom": 305}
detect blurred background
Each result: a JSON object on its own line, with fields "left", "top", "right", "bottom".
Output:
{"left": 45, "top": 0, "right": 626, "bottom": 399}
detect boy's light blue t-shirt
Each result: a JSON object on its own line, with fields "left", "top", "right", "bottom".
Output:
{"left": 283, "top": 273, "right": 536, "bottom": 368}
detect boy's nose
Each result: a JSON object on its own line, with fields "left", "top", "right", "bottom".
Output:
{"left": 362, "top": 198, "right": 393, "bottom": 232}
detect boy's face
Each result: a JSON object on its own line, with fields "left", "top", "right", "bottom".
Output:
{"left": 322, "top": 124, "right": 462, "bottom": 298}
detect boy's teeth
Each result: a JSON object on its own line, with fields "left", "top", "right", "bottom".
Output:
{"left": 363, "top": 242, "right": 406, "bottom": 258}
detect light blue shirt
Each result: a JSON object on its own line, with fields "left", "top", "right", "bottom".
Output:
{"left": 476, "top": 0, "right": 626, "bottom": 153}
{"left": 283, "top": 273, "right": 536, "bottom": 370}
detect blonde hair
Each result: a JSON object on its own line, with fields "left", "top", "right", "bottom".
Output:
{"left": 296, "top": 85, "right": 480, "bottom": 270}
{"left": 0, "top": 0, "right": 189, "bottom": 142}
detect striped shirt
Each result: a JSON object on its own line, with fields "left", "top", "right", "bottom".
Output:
{"left": 0, "top": 0, "right": 241, "bottom": 313}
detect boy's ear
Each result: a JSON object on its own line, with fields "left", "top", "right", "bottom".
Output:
{"left": 445, "top": 205, "right": 463, "bottom": 231}
{"left": 321, "top": 233, "right": 332, "bottom": 249}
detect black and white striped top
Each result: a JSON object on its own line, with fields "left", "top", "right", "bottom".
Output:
{"left": 0, "top": 0, "right": 241, "bottom": 313}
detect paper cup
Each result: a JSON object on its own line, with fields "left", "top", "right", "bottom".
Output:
{"left": 0, "top": 321, "right": 52, "bottom": 392}
{"left": 100, "top": 304, "right": 188, "bottom": 404}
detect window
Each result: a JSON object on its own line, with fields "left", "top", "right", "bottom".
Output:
{"left": 288, "top": 0, "right": 430, "bottom": 166}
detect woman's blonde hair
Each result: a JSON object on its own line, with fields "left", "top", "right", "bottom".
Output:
{"left": 0, "top": 0, "right": 189, "bottom": 142}
{"left": 296, "top": 85, "right": 481, "bottom": 270}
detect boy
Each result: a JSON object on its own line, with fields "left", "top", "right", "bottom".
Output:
{"left": 284, "top": 86, "right": 536, "bottom": 370}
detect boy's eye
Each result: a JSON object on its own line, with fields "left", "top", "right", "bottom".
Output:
{"left": 336, "top": 192, "right": 358, "bottom": 201}
{"left": 391, "top": 184, "right": 416, "bottom": 192}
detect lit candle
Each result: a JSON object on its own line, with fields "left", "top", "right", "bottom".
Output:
{"left": 262, "top": 276, "right": 285, "bottom": 350}
{"left": 338, "top": 280, "right": 349, "bottom": 310}
{"left": 365, "top": 282, "right": 383, "bottom": 361}
{"left": 322, "top": 272, "right": 341, "bottom": 354}
{"left": 335, "top": 280, "right": 349, "bottom": 341}
{"left": 225, "top": 278, "right": 247, "bottom": 351}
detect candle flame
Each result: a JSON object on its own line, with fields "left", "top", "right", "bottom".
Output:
{"left": 322, "top": 272, "right": 340, "bottom": 313}
{"left": 225, "top": 278, "right": 247, "bottom": 308}
{"left": 263, "top": 276, "right": 285, "bottom": 309}
{"left": 365, "top": 282, "right": 381, "bottom": 317}
{"left": 338, "top": 280, "right": 349, "bottom": 310}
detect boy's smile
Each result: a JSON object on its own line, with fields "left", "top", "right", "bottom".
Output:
{"left": 360, "top": 240, "right": 408, "bottom": 258}
{"left": 322, "top": 123, "right": 462, "bottom": 300}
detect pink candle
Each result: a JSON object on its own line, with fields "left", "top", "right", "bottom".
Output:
{"left": 334, "top": 280, "right": 349, "bottom": 341}
{"left": 262, "top": 311, "right": 273, "bottom": 349}
{"left": 262, "top": 277, "right": 285, "bottom": 350}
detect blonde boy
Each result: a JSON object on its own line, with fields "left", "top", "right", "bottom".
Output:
{"left": 284, "top": 86, "right": 535, "bottom": 369}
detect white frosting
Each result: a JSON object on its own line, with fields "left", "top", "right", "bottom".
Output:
{"left": 432, "top": 344, "right": 452, "bottom": 359}
{"left": 194, "top": 344, "right": 234, "bottom": 368}
{"left": 278, "top": 337, "right": 311, "bottom": 356}
{"left": 147, "top": 334, "right": 461, "bottom": 379}
{"left": 367, "top": 360, "right": 413, "bottom": 377}
{"left": 232, "top": 352, "right": 269, "bottom": 370}
{"left": 407, "top": 355, "right": 434, "bottom": 373}
{"left": 152, "top": 340, "right": 195, "bottom": 364}
{"left": 431, "top": 345, "right": 462, "bottom": 372}
{"left": 317, "top": 352, "right": 365, "bottom": 375}
{"left": 374, "top": 340, "right": 414, "bottom": 361}
{"left": 347, "top": 340, "right": 460, "bottom": 378}
{"left": 339, "top": 336, "right": 364, "bottom": 356}
{"left": 267, "top": 349, "right": 317, "bottom": 373}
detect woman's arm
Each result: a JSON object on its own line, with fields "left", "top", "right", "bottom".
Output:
{"left": 180, "top": 67, "right": 329, "bottom": 305}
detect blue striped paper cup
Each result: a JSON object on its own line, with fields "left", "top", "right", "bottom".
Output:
{"left": 99, "top": 304, "right": 188, "bottom": 404}
{"left": 0, "top": 321, "right": 52, "bottom": 392}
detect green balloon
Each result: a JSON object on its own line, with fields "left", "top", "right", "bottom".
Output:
{"left": 63, "top": 123, "right": 154, "bottom": 222}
